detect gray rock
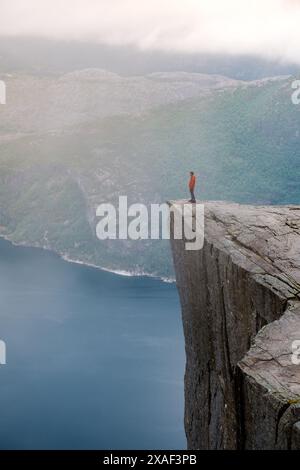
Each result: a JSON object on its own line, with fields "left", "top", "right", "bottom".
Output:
{"left": 169, "top": 201, "right": 300, "bottom": 449}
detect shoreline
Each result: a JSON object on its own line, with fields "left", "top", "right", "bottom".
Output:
{"left": 0, "top": 233, "right": 175, "bottom": 284}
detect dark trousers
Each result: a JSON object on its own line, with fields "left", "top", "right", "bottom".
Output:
{"left": 190, "top": 189, "right": 196, "bottom": 202}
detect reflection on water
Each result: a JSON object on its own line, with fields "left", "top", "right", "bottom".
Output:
{"left": 0, "top": 238, "right": 185, "bottom": 449}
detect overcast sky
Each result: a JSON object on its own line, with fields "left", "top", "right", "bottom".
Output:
{"left": 1, "top": 0, "right": 300, "bottom": 64}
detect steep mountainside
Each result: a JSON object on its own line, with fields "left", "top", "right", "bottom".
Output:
{"left": 0, "top": 71, "right": 299, "bottom": 277}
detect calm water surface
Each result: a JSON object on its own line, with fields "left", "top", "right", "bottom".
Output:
{"left": 0, "top": 238, "right": 185, "bottom": 449}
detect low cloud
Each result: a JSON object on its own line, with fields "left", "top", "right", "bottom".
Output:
{"left": 1, "top": 0, "right": 300, "bottom": 64}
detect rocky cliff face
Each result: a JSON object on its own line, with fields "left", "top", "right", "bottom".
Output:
{"left": 169, "top": 201, "right": 300, "bottom": 449}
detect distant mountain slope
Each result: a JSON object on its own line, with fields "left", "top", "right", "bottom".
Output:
{"left": 0, "top": 70, "right": 242, "bottom": 134}
{"left": 0, "top": 72, "right": 299, "bottom": 277}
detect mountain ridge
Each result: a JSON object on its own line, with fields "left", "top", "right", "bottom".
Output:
{"left": 0, "top": 71, "right": 299, "bottom": 277}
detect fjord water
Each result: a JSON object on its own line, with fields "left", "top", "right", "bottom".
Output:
{"left": 0, "top": 238, "right": 185, "bottom": 449}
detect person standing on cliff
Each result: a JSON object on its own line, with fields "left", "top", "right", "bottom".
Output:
{"left": 188, "top": 171, "right": 196, "bottom": 203}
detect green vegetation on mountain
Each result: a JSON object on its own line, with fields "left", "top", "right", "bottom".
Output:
{"left": 0, "top": 73, "right": 299, "bottom": 277}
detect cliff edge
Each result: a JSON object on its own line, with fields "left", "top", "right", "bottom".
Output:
{"left": 169, "top": 201, "right": 300, "bottom": 449}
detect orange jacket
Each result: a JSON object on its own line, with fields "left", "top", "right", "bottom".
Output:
{"left": 189, "top": 175, "right": 196, "bottom": 190}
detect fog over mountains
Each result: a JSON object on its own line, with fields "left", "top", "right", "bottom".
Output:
{"left": 0, "top": 36, "right": 299, "bottom": 79}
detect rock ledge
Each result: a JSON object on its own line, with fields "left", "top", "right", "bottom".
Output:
{"left": 169, "top": 201, "right": 300, "bottom": 449}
